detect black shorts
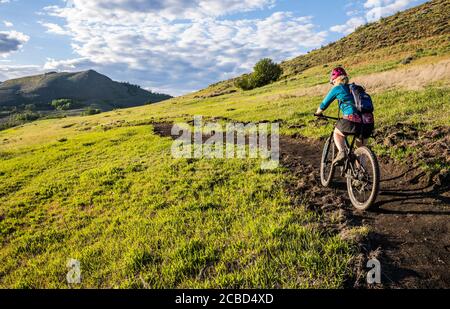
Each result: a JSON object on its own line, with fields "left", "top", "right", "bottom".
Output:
{"left": 336, "top": 119, "right": 374, "bottom": 139}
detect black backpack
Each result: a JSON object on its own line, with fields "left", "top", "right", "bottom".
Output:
{"left": 349, "top": 83, "right": 374, "bottom": 113}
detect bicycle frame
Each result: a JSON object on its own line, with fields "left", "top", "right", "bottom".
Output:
{"left": 325, "top": 130, "right": 357, "bottom": 177}
{"left": 317, "top": 114, "right": 365, "bottom": 177}
{"left": 315, "top": 113, "right": 380, "bottom": 210}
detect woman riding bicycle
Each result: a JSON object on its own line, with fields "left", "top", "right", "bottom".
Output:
{"left": 315, "top": 67, "right": 375, "bottom": 165}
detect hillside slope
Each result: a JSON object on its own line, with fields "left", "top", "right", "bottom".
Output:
{"left": 0, "top": 70, "right": 172, "bottom": 111}
{"left": 202, "top": 0, "right": 450, "bottom": 95}
{"left": 281, "top": 0, "right": 449, "bottom": 76}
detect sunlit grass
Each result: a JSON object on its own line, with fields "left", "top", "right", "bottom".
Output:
{"left": 0, "top": 125, "right": 353, "bottom": 288}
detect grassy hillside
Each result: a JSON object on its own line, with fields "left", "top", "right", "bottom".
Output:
{"left": 0, "top": 0, "right": 449, "bottom": 288}
{"left": 202, "top": 0, "right": 450, "bottom": 94}
{"left": 281, "top": 0, "right": 449, "bottom": 77}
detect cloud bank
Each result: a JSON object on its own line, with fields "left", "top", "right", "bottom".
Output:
{"left": 40, "top": 0, "right": 327, "bottom": 95}
{"left": 0, "top": 31, "right": 29, "bottom": 57}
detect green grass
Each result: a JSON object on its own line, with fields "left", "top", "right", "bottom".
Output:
{"left": 0, "top": 125, "right": 352, "bottom": 288}
{"left": 1, "top": 83, "right": 447, "bottom": 288}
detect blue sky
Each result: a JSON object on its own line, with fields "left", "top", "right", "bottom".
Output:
{"left": 0, "top": 0, "right": 426, "bottom": 95}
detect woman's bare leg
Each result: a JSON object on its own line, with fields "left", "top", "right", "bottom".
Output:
{"left": 333, "top": 128, "right": 348, "bottom": 165}
{"left": 334, "top": 128, "right": 347, "bottom": 153}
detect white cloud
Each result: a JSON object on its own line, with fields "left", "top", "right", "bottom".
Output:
{"left": 0, "top": 0, "right": 11, "bottom": 4}
{"left": 43, "top": 57, "right": 94, "bottom": 70}
{"left": 0, "top": 31, "right": 29, "bottom": 57}
{"left": 3, "top": 21, "right": 13, "bottom": 27}
{"left": 330, "top": 0, "right": 417, "bottom": 36}
{"left": 346, "top": 9, "right": 362, "bottom": 17}
{"left": 41, "top": 1, "right": 327, "bottom": 95}
{"left": 39, "top": 22, "right": 70, "bottom": 35}
{"left": 52, "top": 0, "right": 275, "bottom": 20}
{"left": 330, "top": 17, "right": 366, "bottom": 35}
{"left": 364, "top": 0, "right": 417, "bottom": 21}
{"left": 0, "top": 64, "right": 42, "bottom": 81}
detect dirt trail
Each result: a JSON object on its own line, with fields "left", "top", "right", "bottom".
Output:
{"left": 280, "top": 136, "right": 450, "bottom": 289}
{"left": 153, "top": 123, "right": 450, "bottom": 289}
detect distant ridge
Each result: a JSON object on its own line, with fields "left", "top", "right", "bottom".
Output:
{"left": 0, "top": 70, "right": 172, "bottom": 112}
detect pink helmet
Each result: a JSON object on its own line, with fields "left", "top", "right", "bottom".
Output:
{"left": 330, "top": 67, "right": 348, "bottom": 83}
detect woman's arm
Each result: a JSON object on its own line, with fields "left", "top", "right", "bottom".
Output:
{"left": 319, "top": 87, "right": 338, "bottom": 113}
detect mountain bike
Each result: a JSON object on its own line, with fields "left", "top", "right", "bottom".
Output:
{"left": 315, "top": 114, "right": 380, "bottom": 210}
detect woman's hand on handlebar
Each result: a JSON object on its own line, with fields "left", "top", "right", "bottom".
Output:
{"left": 314, "top": 108, "right": 324, "bottom": 117}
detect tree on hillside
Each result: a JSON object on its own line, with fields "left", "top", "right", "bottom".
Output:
{"left": 252, "top": 58, "right": 283, "bottom": 87}
{"left": 50, "top": 99, "right": 84, "bottom": 111}
{"left": 234, "top": 58, "right": 282, "bottom": 91}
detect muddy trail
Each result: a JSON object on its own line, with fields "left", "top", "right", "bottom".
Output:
{"left": 280, "top": 134, "right": 450, "bottom": 289}
{"left": 152, "top": 122, "right": 450, "bottom": 289}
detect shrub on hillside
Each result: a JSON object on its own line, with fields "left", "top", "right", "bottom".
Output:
{"left": 13, "top": 112, "right": 40, "bottom": 122}
{"left": 234, "top": 74, "right": 255, "bottom": 91}
{"left": 24, "top": 104, "right": 36, "bottom": 111}
{"left": 51, "top": 99, "right": 84, "bottom": 111}
{"left": 0, "top": 112, "right": 41, "bottom": 131}
{"left": 234, "top": 58, "right": 283, "bottom": 91}
{"left": 83, "top": 108, "right": 101, "bottom": 116}
{"left": 401, "top": 55, "right": 415, "bottom": 65}
{"left": 252, "top": 58, "right": 283, "bottom": 87}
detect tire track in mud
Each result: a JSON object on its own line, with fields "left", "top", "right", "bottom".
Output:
{"left": 152, "top": 122, "right": 450, "bottom": 289}
{"left": 280, "top": 135, "right": 450, "bottom": 289}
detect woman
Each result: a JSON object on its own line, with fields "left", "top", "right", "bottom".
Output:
{"left": 315, "top": 67, "right": 374, "bottom": 165}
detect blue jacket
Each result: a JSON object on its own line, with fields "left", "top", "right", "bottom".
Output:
{"left": 320, "top": 84, "right": 359, "bottom": 116}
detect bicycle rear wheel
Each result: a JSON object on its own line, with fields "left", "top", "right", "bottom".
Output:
{"left": 320, "top": 136, "right": 336, "bottom": 187}
{"left": 347, "top": 146, "right": 380, "bottom": 210}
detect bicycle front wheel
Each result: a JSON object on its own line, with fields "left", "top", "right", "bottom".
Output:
{"left": 320, "top": 136, "right": 336, "bottom": 187}
{"left": 347, "top": 146, "right": 380, "bottom": 210}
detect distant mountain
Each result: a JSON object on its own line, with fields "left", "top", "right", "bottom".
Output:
{"left": 0, "top": 70, "right": 172, "bottom": 111}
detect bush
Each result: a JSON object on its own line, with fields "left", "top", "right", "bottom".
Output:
{"left": 13, "top": 112, "right": 40, "bottom": 122}
{"left": 0, "top": 112, "right": 41, "bottom": 131}
{"left": 234, "top": 74, "right": 254, "bottom": 91}
{"left": 24, "top": 104, "right": 36, "bottom": 111}
{"left": 234, "top": 58, "right": 282, "bottom": 91}
{"left": 252, "top": 58, "right": 283, "bottom": 87}
{"left": 51, "top": 99, "right": 84, "bottom": 111}
{"left": 401, "top": 55, "right": 415, "bottom": 65}
{"left": 83, "top": 108, "right": 101, "bottom": 116}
